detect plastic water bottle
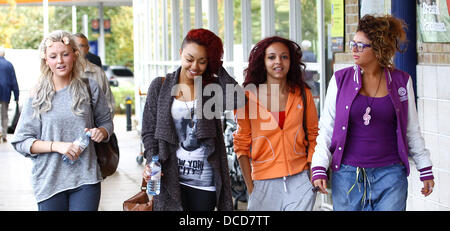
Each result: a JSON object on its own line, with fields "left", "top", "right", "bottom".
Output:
{"left": 147, "top": 155, "right": 161, "bottom": 196}
{"left": 62, "top": 131, "right": 91, "bottom": 165}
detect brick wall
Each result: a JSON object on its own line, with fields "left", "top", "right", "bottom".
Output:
{"left": 413, "top": 43, "right": 450, "bottom": 210}
{"left": 334, "top": 0, "right": 358, "bottom": 64}
{"left": 418, "top": 42, "right": 450, "bottom": 64}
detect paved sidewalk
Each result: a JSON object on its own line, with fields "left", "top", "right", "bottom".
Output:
{"left": 0, "top": 114, "right": 323, "bottom": 211}
{"left": 0, "top": 114, "right": 145, "bottom": 211}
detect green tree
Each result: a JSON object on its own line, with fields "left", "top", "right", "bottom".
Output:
{"left": 2, "top": 5, "right": 134, "bottom": 68}
{"left": 9, "top": 6, "right": 43, "bottom": 49}
{"left": 104, "top": 7, "right": 134, "bottom": 67}
{"left": 0, "top": 2, "right": 26, "bottom": 48}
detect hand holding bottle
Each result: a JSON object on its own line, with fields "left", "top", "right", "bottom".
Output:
{"left": 145, "top": 156, "right": 161, "bottom": 196}
{"left": 143, "top": 163, "right": 164, "bottom": 183}
{"left": 62, "top": 130, "right": 91, "bottom": 164}
{"left": 55, "top": 142, "right": 83, "bottom": 162}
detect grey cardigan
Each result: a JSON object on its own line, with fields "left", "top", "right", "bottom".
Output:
{"left": 141, "top": 67, "right": 244, "bottom": 211}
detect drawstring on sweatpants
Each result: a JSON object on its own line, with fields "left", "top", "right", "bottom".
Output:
{"left": 283, "top": 176, "right": 288, "bottom": 193}
{"left": 347, "top": 167, "right": 372, "bottom": 208}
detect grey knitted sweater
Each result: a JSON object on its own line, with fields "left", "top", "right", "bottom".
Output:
{"left": 141, "top": 67, "right": 245, "bottom": 211}
{"left": 11, "top": 78, "right": 113, "bottom": 203}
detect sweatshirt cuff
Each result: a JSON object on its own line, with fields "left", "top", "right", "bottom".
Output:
{"left": 311, "top": 166, "right": 328, "bottom": 182}
{"left": 419, "top": 166, "right": 434, "bottom": 181}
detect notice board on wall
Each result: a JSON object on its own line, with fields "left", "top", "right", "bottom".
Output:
{"left": 417, "top": 0, "right": 450, "bottom": 42}
{"left": 331, "top": 0, "right": 345, "bottom": 52}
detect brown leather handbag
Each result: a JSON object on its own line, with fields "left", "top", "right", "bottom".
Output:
{"left": 123, "top": 179, "right": 153, "bottom": 211}
{"left": 82, "top": 78, "right": 120, "bottom": 179}
{"left": 95, "top": 133, "right": 120, "bottom": 178}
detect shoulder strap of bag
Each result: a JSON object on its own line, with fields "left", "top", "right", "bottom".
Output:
{"left": 81, "top": 78, "right": 96, "bottom": 126}
{"left": 160, "top": 76, "right": 165, "bottom": 86}
{"left": 156, "top": 76, "right": 165, "bottom": 103}
{"left": 81, "top": 78, "right": 93, "bottom": 105}
{"left": 301, "top": 85, "right": 309, "bottom": 153}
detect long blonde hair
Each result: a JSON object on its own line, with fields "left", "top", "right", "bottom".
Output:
{"left": 32, "top": 30, "right": 90, "bottom": 118}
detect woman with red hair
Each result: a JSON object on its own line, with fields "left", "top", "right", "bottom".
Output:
{"left": 233, "top": 36, "right": 319, "bottom": 210}
{"left": 141, "top": 29, "right": 244, "bottom": 211}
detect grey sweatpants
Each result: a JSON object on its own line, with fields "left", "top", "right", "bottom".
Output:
{"left": 247, "top": 170, "right": 316, "bottom": 211}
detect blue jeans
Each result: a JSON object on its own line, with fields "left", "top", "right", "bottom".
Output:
{"left": 38, "top": 183, "right": 101, "bottom": 211}
{"left": 331, "top": 164, "right": 407, "bottom": 211}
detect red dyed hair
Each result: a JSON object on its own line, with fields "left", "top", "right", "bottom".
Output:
{"left": 181, "top": 28, "right": 223, "bottom": 83}
{"left": 244, "top": 36, "right": 309, "bottom": 93}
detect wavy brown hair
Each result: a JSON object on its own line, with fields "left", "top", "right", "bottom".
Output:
{"left": 357, "top": 14, "right": 407, "bottom": 70}
{"left": 243, "top": 36, "right": 309, "bottom": 94}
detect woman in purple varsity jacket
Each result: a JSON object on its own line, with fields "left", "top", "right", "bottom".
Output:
{"left": 311, "top": 15, "right": 435, "bottom": 211}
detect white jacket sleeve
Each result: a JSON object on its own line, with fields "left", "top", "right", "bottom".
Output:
{"left": 311, "top": 75, "right": 338, "bottom": 170}
{"left": 405, "top": 76, "right": 433, "bottom": 170}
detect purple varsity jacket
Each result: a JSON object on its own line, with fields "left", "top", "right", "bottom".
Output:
{"left": 311, "top": 65, "right": 433, "bottom": 182}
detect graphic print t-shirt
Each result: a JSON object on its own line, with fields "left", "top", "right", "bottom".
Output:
{"left": 171, "top": 98, "right": 216, "bottom": 191}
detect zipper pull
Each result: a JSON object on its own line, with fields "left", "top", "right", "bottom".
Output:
{"left": 283, "top": 176, "right": 288, "bottom": 193}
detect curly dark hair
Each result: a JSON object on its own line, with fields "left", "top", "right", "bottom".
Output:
{"left": 243, "top": 36, "right": 309, "bottom": 94}
{"left": 181, "top": 28, "right": 223, "bottom": 84}
{"left": 357, "top": 14, "right": 407, "bottom": 70}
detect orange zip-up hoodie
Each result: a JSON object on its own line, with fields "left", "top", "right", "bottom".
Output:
{"left": 233, "top": 87, "right": 319, "bottom": 180}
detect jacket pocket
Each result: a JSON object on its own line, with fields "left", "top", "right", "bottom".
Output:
{"left": 251, "top": 136, "right": 276, "bottom": 163}
{"left": 293, "top": 125, "right": 307, "bottom": 156}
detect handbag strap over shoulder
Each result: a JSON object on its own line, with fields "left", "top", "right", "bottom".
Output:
{"left": 159, "top": 76, "right": 165, "bottom": 94}
{"left": 153, "top": 76, "right": 165, "bottom": 104}
{"left": 81, "top": 78, "right": 96, "bottom": 127}
{"left": 81, "top": 78, "right": 94, "bottom": 109}
{"left": 301, "top": 85, "right": 309, "bottom": 153}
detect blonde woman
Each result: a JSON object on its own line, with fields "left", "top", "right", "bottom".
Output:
{"left": 11, "top": 30, "right": 113, "bottom": 211}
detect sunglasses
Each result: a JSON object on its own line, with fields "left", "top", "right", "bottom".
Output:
{"left": 349, "top": 40, "right": 371, "bottom": 52}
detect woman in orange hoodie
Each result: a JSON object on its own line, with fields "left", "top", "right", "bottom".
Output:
{"left": 233, "top": 36, "right": 319, "bottom": 211}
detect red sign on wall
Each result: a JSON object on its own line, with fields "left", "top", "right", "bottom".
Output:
{"left": 91, "top": 19, "right": 99, "bottom": 33}
{"left": 91, "top": 19, "right": 111, "bottom": 34}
